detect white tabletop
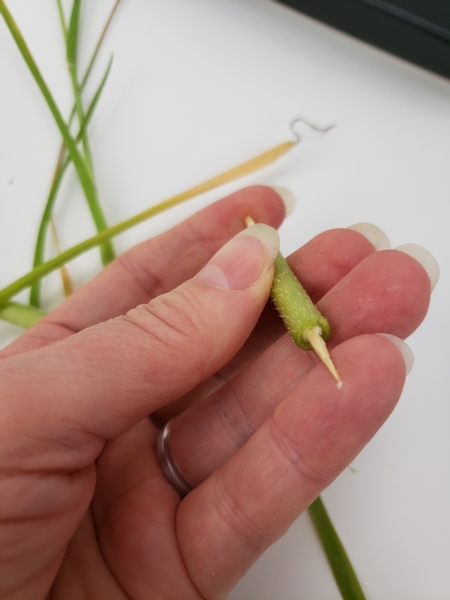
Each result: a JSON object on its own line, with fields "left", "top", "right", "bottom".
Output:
{"left": 1, "top": 1, "right": 450, "bottom": 598}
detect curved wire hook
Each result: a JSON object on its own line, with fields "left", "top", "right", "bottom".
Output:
{"left": 289, "top": 116, "right": 335, "bottom": 144}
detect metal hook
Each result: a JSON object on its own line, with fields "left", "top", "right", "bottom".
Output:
{"left": 289, "top": 116, "right": 335, "bottom": 144}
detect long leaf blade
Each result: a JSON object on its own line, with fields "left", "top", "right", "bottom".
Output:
{"left": 80, "top": 0, "right": 121, "bottom": 88}
{"left": 65, "top": 0, "right": 115, "bottom": 265}
{"left": 56, "top": 0, "right": 67, "bottom": 41}
{"left": 309, "top": 496, "right": 367, "bottom": 600}
{"left": 67, "top": 0, "right": 81, "bottom": 66}
{"left": 30, "top": 0, "right": 122, "bottom": 307}
{"left": 0, "top": 302, "right": 46, "bottom": 328}
{"left": 0, "top": 2, "right": 96, "bottom": 221}
{"left": 80, "top": 55, "right": 113, "bottom": 139}
{"left": 0, "top": 139, "right": 296, "bottom": 305}
{"left": 30, "top": 50, "right": 112, "bottom": 307}
{"left": 0, "top": 0, "right": 115, "bottom": 265}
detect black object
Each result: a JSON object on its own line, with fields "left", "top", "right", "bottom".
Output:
{"left": 277, "top": 0, "right": 450, "bottom": 79}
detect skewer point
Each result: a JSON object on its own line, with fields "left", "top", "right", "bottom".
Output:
{"left": 304, "top": 327, "right": 341, "bottom": 384}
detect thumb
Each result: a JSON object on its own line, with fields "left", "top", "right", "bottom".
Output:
{"left": 0, "top": 224, "right": 279, "bottom": 467}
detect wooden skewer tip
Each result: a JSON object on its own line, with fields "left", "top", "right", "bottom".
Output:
{"left": 305, "top": 327, "right": 342, "bottom": 385}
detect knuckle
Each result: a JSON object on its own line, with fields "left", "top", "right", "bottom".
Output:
{"left": 115, "top": 250, "right": 165, "bottom": 301}
{"left": 122, "top": 288, "right": 209, "bottom": 361}
{"left": 215, "top": 386, "right": 256, "bottom": 451}
{"left": 268, "top": 416, "right": 330, "bottom": 489}
{"left": 213, "top": 476, "right": 271, "bottom": 554}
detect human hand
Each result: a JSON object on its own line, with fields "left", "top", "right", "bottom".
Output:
{"left": 0, "top": 186, "right": 434, "bottom": 599}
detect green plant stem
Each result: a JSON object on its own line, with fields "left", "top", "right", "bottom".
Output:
{"left": 0, "top": 0, "right": 114, "bottom": 264}
{"left": 271, "top": 252, "right": 330, "bottom": 350}
{"left": 66, "top": 0, "right": 114, "bottom": 264}
{"left": 69, "top": 59, "right": 96, "bottom": 184}
{"left": 58, "top": 0, "right": 121, "bottom": 131}
{"left": 67, "top": 0, "right": 94, "bottom": 179}
{"left": 81, "top": 56, "right": 113, "bottom": 136}
{"left": 56, "top": 0, "right": 67, "bottom": 41}
{"left": 30, "top": 56, "right": 114, "bottom": 307}
{"left": 0, "top": 137, "right": 298, "bottom": 306}
{"left": 80, "top": 0, "right": 121, "bottom": 89}
{"left": 30, "top": 147, "right": 67, "bottom": 307}
{"left": 0, "top": 302, "right": 47, "bottom": 328}
{"left": 0, "top": 189, "right": 213, "bottom": 306}
{"left": 309, "top": 496, "right": 367, "bottom": 600}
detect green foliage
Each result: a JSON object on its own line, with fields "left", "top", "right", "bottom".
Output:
{"left": 309, "top": 497, "right": 368, "bottom": 600}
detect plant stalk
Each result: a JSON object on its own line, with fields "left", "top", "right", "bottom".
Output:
{"left": 0, "top": 0, "right": 114, "bottom": 264}
{"left": 30, "top": 56, "right": 114, "bottom": 306}
{"left": 309, "top": 496, "right": 367, "bottom": 600}
{"left": 0, "top": 139, "right": 296, "bottom": 306}
{"left": 66, "top": 0, "right": 114, "bottom": 264}
{"left": 0, "top": 302, "right": 47, "bottom": 328}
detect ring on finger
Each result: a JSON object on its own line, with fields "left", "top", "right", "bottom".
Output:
{"left": 157, "top": 420, "right": 193, "bottom": 497}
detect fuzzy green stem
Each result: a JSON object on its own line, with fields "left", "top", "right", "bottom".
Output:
{"left": 309, "top": 496, "right": 367, "bottom": 600}
{"left": 0, "top": 302, "right": 47, "bottom": 328}
{"left": 271, "top": 252, "right": 330, "bottom": 350}
{"left": 244, "top": 212, "right": 339, "bottom": 379}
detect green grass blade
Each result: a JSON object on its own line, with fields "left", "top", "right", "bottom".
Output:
{"left": 82, "top": 55, "right": 113, "bottom": 135}
{"left": 0, "top": 189, "right": 205, "bottom": 306}
{"left": 0, "top": 138, "right": 297, "bottom": 306}
{"left": 65, "top": 0, "right": 115, "bottom": 265}
{"left": 0, "top": 302, "right": 47, "bottom": 328}
{"left": 30, "top": 2, "right": 120, "bottom": 306}
{"left": 80, "top": 0, "right": 121, "bottom": 89}
{"left": 29, "top": 148, "right": 69, "bottom": 306}
{"left": 0, "top": 2, "right": 84, "bottom": 184}
{"left": 66, "top": 0, "right": 81, "bottom": 67}
{"left": 0, "top": 1, "right": 115, "bottom": 264}
{"left": 62, "top": 0, "right": 121, "bottom": 134}
{"left": 56, "top": 0, "right": 67, "bottom": 41}
{"left": 30, "top": 60, "right": 113, "bottom": 306}
{"left": 308, "top": 496, "right": 367, "bottom": 600}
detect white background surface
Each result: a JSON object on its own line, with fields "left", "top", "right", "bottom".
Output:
{"left": 1, "top": 1, "right": 450, "bottom": 598}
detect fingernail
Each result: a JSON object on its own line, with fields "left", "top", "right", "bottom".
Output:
{"left": 270, "top": 186, "right": 297, "bottom": 216}
{"left": 395, "top": 244, "right": 439, "bottom": 292}
{"left": 376, "top": 333, "right": 414, "bottom": 375}
{"left": 195, "top": 224, "right": 280, "bottom": 290}
{"left": 347, "top": 223, "right": 390, "bottom": 250}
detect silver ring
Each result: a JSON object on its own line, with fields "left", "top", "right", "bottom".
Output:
{"left": 157, "top": 420, "right": 193, "bottom": 497}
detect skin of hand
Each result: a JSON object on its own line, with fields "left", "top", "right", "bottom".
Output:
{"left": 0, "top": 186, "right": 432, "bottom": 600}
